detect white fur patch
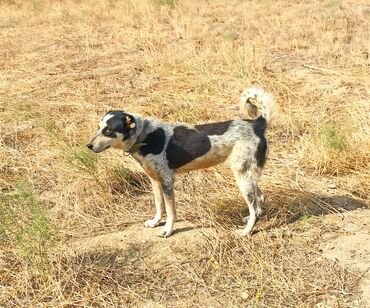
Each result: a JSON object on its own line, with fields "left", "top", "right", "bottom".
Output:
{"left": 240, "top": 87, "right": 277, "bottom": 124}
{"left": 99, "top": 113, "right": 114, "bottom": 130}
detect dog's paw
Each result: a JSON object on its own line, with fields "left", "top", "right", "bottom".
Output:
{"left": 156, "top": 227, "right": 173, "bottom": 238}
{"left": 242, "top": 212, "right": 262, "bottom": 223}
{"left": 234, "top": 229, "right": 252, "bottom": 237}
{"left": 144, "top": 218, "right": 160, "bottom": 228}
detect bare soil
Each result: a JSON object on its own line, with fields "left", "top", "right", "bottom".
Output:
{"left": 320, "top": 208, "right": 370, "bottom": 307}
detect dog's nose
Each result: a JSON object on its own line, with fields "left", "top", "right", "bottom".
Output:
{"left": 86, "top": 143, "right": 93, "bottom": 150}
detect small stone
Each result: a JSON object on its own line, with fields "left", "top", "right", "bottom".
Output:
{"left": 349, "top": 250, "right": 356, "bottom": 258}
{"left": 328, "top": 184, "right": 337, "bottom": 189}
{"left": 241, "top": 292, "right": 248, "bottom": 299}
{"left": 324, "top": 243, "right": 335, "bottom": 250}
{"left": 342, "top": 223, "right": 360, "bottom": 233}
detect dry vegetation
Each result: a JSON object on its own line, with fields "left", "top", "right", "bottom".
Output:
{"left": 0, "top": 0, "right": 369, "bottom": 306}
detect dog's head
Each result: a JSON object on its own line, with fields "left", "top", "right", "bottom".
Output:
{"left": 87, "top": 111, "right": 138, "bottom": 153}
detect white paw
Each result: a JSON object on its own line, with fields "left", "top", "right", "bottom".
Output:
{"left": 144, "top": 218, "right": 160, "bottom": 228}
{"left": 156, "top": 226, "right": 173, "bottom": 238}
{"left": 234, "top": 228, "right": 252, "bottom": 237}
{"left": 242, "top": 211, "right": 262, "bottom": 223}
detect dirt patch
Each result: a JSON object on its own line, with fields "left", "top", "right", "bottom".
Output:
{"left": 70, "top": 220, "right": 216, "bottom": 270}
{"left": 70, "top": 207, "right": 370, "bottom": 306}
{"left": 320, "top": 209, "right": 370, "bottom": 307}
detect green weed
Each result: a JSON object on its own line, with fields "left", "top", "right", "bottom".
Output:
{"left": 109, "top": 164, "right": 150, "bottom": 194}
{"left": 324, "top": 0, "right": 342, "bottom": 8}
{"left": 42, "top": 118, "right": 61, "bottom": 142}
{"left": 318, "top": 125, "right": 346, "bottom": 151}
{"left": 0, "top": 181, "right": 58, "bottom": 282}
{"left": 153, "top": 0, "right": 175, "bottom": 6}
{"left": 68, "top": 146, "right": 98, "bottom": 175}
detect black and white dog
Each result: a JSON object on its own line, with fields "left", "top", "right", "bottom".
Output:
{"left": 87, "top": 88, "right": 277, "bottom": 237}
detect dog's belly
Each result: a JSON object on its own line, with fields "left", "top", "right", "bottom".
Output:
{"left": 175, "top": 145, "right": 232, "bottom": 173}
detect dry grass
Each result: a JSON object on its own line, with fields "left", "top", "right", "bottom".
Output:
{"left": 0, "top": 0, "right": 369, "bottom": 306}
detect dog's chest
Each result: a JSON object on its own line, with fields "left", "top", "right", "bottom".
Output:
{"left": 132, "top": 155, "right": 161, "bottom": 180}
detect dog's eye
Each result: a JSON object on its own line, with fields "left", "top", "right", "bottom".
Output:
{"left": 105, "top": 128, "right": 111, "bottom": 134}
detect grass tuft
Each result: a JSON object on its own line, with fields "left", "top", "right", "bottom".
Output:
{"left": 318, "top": 125, "right": 346, "bottom": 151}
{"left": 108, "top": 164, "right": 151, "bottom": 195}
{"left": 152, "top": 0, "right": 175, "bottom": 6}
{"left": 0, "top": 181, "right": 58, "bottom": 283}
{"left": 68, "top": 146, "right": 98, "bottom": 175}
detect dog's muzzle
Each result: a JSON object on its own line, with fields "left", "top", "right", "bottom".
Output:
{"left": 86, "top": 144, "right": 110, "bottom": 153}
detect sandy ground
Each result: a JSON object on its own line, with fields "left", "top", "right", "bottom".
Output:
{"left": 70, "top": 220, "right": 214, "bottom": 270}
{"left": 320, "top": 209, "right": 370, "bottom": 307}
{"left": 70, "top": 207, "right": 370, "bottom": 307}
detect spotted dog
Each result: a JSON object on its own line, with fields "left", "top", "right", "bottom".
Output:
{"left": 87, "top": 88, "right": 277, "bottom": 237}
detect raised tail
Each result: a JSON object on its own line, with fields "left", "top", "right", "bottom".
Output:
{"left": 240, "top": 87, "right": 277, "bottom": 125}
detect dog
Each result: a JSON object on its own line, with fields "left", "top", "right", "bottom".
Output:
{"left": 87, "top": 88, "right": 277, "bottom": 237}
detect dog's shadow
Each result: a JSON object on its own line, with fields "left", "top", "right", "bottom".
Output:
{"left": 284, "top": 194, "right": 368, "bottom": 223}
{"left": 214, "top": 189, "right": 368, "bottom": 231}
{"left": 172, "top": 226, "right": 197, "bottom": 235}
{"left": 156, "top": 219, "right": 199, "bottom": 235}
{"left": 257, "top": 191, "right": 368, "bottom": 230}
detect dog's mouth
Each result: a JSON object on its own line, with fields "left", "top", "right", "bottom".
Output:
{"left": 91, "top": 145, "right": 111, "bottom": 153}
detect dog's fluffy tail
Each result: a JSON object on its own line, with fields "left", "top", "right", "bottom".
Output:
{"left": 240, "top": 87, "right": 277, "bottom": 125}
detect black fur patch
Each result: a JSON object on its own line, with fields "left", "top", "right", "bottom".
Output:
{"left": 166, "top": 126, "right": 211, "bottom": 169}
{"left": 104, "top": 111, "right": 136, "bottom": 140}
{"left": 252, "top": 117, "right": 267, "bottom": 167}
{"left": 256, "top": 136, "right": 267, "bottom": 167}
{"left": 139, "top": 128, "right": 166, "bottom": 156}
{"left": 194, "top": 120, "right": 231, "bottom": 135}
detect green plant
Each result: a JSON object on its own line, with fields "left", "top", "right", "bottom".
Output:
{"left": 153, "top": 0, "right": 175, "bottom": 6}
{"left": 0, "top": 181, "right": 58, "bottom": 282}
{"left": 109, "top": 164, "right": 150, "bottom": 194}
{"left": 68, "top": 146, "right": 98, "bottom": 175}
{"left": 318, "top": 125, "right": 346, "bottom": 151}
{"left": 325, "top": 0, "right": 342, "bottom": 8}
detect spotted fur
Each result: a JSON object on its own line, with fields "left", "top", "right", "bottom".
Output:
{"left": 87, "top": 88, "right": 277, "bottom": 237}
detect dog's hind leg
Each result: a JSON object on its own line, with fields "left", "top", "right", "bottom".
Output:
{"left": 234, "top": 173, "right": 259, "bottom": 236}
{"left": 242, "top": 186, "right": 264, "bottom": 223}
{"left": 144, "top": 179, "right": 165, "bottom": 228}
{"left": 231, "top": 144, "right": 261, "bottom": 236}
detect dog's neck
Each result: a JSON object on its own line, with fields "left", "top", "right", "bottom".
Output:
{"left": 125, "top": 117, "right": 149, "bottom": 154}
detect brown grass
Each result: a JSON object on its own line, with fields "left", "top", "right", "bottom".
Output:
{"left": 0, "top": 0, "right": 369, "bottom": 306}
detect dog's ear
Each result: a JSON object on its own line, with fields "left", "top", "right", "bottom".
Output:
{"left": 124, "top": 115, "right": 136, "bottom": 129}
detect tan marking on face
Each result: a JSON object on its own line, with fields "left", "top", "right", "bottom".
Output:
{"left": 125, "top": 115, "right": 136, "bottom": 129}
{"left": 88, "top": 134, "right": 112, "bottom": 152}
{"left": 88, "top": 114, "right": 122, "bottom": 152}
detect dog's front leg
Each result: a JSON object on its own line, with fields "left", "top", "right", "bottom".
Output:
{"left": 144, "top": 179, "right": 165, "bottom": 228}
{"left": 157, "top": 182, "right": 176, "bottom": 238}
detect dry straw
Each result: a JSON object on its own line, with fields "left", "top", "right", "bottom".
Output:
{"left": 0, "top": 0, "right": 369, "bottom": 306}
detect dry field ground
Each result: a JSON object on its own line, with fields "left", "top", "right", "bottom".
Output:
{"left": 0, "top": 0, "right": 369, "bottom": 307}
